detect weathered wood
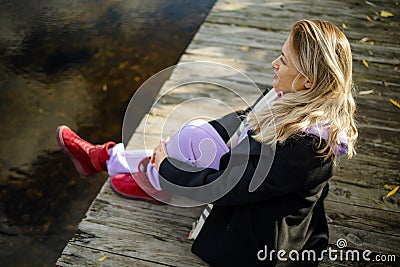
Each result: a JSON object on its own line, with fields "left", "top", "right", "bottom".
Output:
{"left": 57, "top": 243, "right": 168, "bottom": 267}
{"left": 328, "top": 223, "right": 399, "bottom": 257}
{"left": 325, "top": 200, "right": 400, "bottom": 237}
{"left": 69, "top": 222, "right": 206, "bottom": 267}
{"left": 326, "top": 180, "right": 399, "bottom": 213}
{"left": 206, "top": 0, "right": 400, "bottom": 45}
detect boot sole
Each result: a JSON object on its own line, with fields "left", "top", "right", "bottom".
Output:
{"left": 109, "top": 180, "right": 164, "bottom": 205}
{"left": 56, "top": 126, "right": 89, "bottom": 176}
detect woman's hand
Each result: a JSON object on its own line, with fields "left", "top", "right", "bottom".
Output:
{"left": 151, "top": 139, "right": 169, "bottom": 170}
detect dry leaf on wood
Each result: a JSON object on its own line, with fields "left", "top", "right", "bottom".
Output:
{"left": 240, "top": 45, "right": 250, "bottom": 52}
{"left": 386, "top": 186, "right": 399, "bottom": 198}
{"left": 98, "top": 256, "right": 108, "bottom": 262}
{"left": 389, "top": 98, "right": 400, "bottom": 108}
{"left": 380, "top": 10, "right": 394, "bottom": 18}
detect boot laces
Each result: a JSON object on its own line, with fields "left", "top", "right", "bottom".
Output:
{"left": 73, "top": 136, "right": 97, "bottom": 154}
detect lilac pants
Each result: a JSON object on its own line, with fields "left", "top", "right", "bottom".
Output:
{"left": 106, "top": 119, "right": 230, "bottom": 190}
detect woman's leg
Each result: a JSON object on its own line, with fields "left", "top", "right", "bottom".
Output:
{"left": 106, "top": 144, "right": 152, "bottom": 176}
{"left": 108, "top": 119, "right": 229, "bottom": 190}
{"left": 57, "top": 121, "right": 229, "bottom": 201}
{"left": 165, "top": 119, "right": 230, "bottom": 170}
{"left": 146, "top": 119, "right": 229, "bottom": 190}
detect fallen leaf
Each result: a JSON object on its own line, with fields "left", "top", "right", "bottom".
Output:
{"left": 358, "top": 89, "right": 374, "bottom": 95}
{"left": 241, "top": 45, "right": 250, "bottom": 52}
{"left": 389, "top": 98, "right": 400, "bottom": 108}
{"left": 366, "top": 16, "right": 373, "bottom": 22}
{"left": 383, "top": 184, "right": 395, "bottom": 190}
{"left": 386, "top": 185, "right": 399, "bottom": 198}
{"left": 359, "top": 37, "right": 374, "bottom": 45}
{"left": 362, "top": 59, "right": 369, "bottom": 68}
{"left": 102, "top": 84, "right": 108, "bottom": 92}
{"left": 380, "top": 10, "right": 394, "bottom": 18}
{"left": 342, "top": 23, "right": 347, "bottom": 29}
{"left": 98, "top": 256, "right": 108, "bottom": 262}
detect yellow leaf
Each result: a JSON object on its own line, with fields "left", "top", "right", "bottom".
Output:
{"left": 362, "top": 59, "right": 369, "bottom": 68}
{"left": 383, "top": 184, "right": 395, "bottom": 190}
{"left": 380, "top": 10, "right": 394, "bottom": 18}
{"left": 98, "top": 256, "right": 108, "bottom": 262}
{"left": 241, "top": 45, "right": 250, "bottom": 52}
{"left": 386, "top": 186, "right": 399, "bottom": 198}
{"left": 389, "top": 98, "right": 400, "bottom": 109}
{"left": 366, "top": 16, "right": 372, "bottom": 22}
{"left": 342, "top": 23, "right": 347, "bottom": 29}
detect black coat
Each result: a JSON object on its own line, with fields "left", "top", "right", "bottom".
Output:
{"left": 159, "top": 110, "right": 333, "bottom": 267}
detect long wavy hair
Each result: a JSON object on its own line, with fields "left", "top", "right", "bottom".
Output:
{"left": 247, "top": 19, "right": 358, "bottom": 159}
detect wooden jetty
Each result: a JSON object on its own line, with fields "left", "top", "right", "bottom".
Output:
{"left": 57, "top": 0, "right": 400, "bottom": 266}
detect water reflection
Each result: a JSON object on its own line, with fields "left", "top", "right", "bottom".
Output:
{"left": 0, "top": 0, "right": 214, "bottom": 265}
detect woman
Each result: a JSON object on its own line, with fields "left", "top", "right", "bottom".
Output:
{"left": 56, "top": 19, "right": 357, "bottom": 266}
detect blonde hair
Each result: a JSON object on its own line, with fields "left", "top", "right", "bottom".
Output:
{"left": 248, "top": 19, "right": 358, "bottom": 159}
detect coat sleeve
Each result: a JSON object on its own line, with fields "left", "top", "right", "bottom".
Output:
{"left": 158, "top": 136, "right": 332, "bottom": 206}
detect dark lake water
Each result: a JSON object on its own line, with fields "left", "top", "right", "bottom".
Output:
{"left": 0, "top": 0, "right": 214, "bottom": 266}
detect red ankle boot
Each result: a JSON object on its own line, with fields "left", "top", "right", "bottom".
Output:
{"left": 110, "top": 157, "right": 166, "bottom": 204}
{"left": 56, "top": 125, "right": 116, "bottom": 176}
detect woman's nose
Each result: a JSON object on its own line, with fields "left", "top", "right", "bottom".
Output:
{"left": 271, "top": 57, "right": 279, "bottom": 69}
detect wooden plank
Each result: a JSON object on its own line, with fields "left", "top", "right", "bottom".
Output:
{"left": 57, "top": 244, "right": 168, "bottom": 267}
{"left": 333, "top": 155, "right": 399, "bottom": 187}
{"left": 328, "top": 224, "right": 399, "bottom": 257}
{"left": 70, "top": 220, "right": 207, "bottom": 267}
{"left": 85, "top": 187, "right": 202, "bottom": 243}
{"left": 326, "top": 180, "right": 399, "bottom": 213}
{"left": 58, "top": 180, "right": 206, "bottom": 266}
{"left": 206, "top": 0, "right": 400, "bottom": 45}
{"left": 325, "top": 200, "right": 400, "bottom": 237}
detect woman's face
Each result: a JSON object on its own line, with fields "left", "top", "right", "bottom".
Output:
{"left": 271, "top": 36, "right": 309, "bottom": 93}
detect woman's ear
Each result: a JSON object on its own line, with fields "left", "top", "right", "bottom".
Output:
{"left": 304, "top": 79, "right": 312, "bottom": 89}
